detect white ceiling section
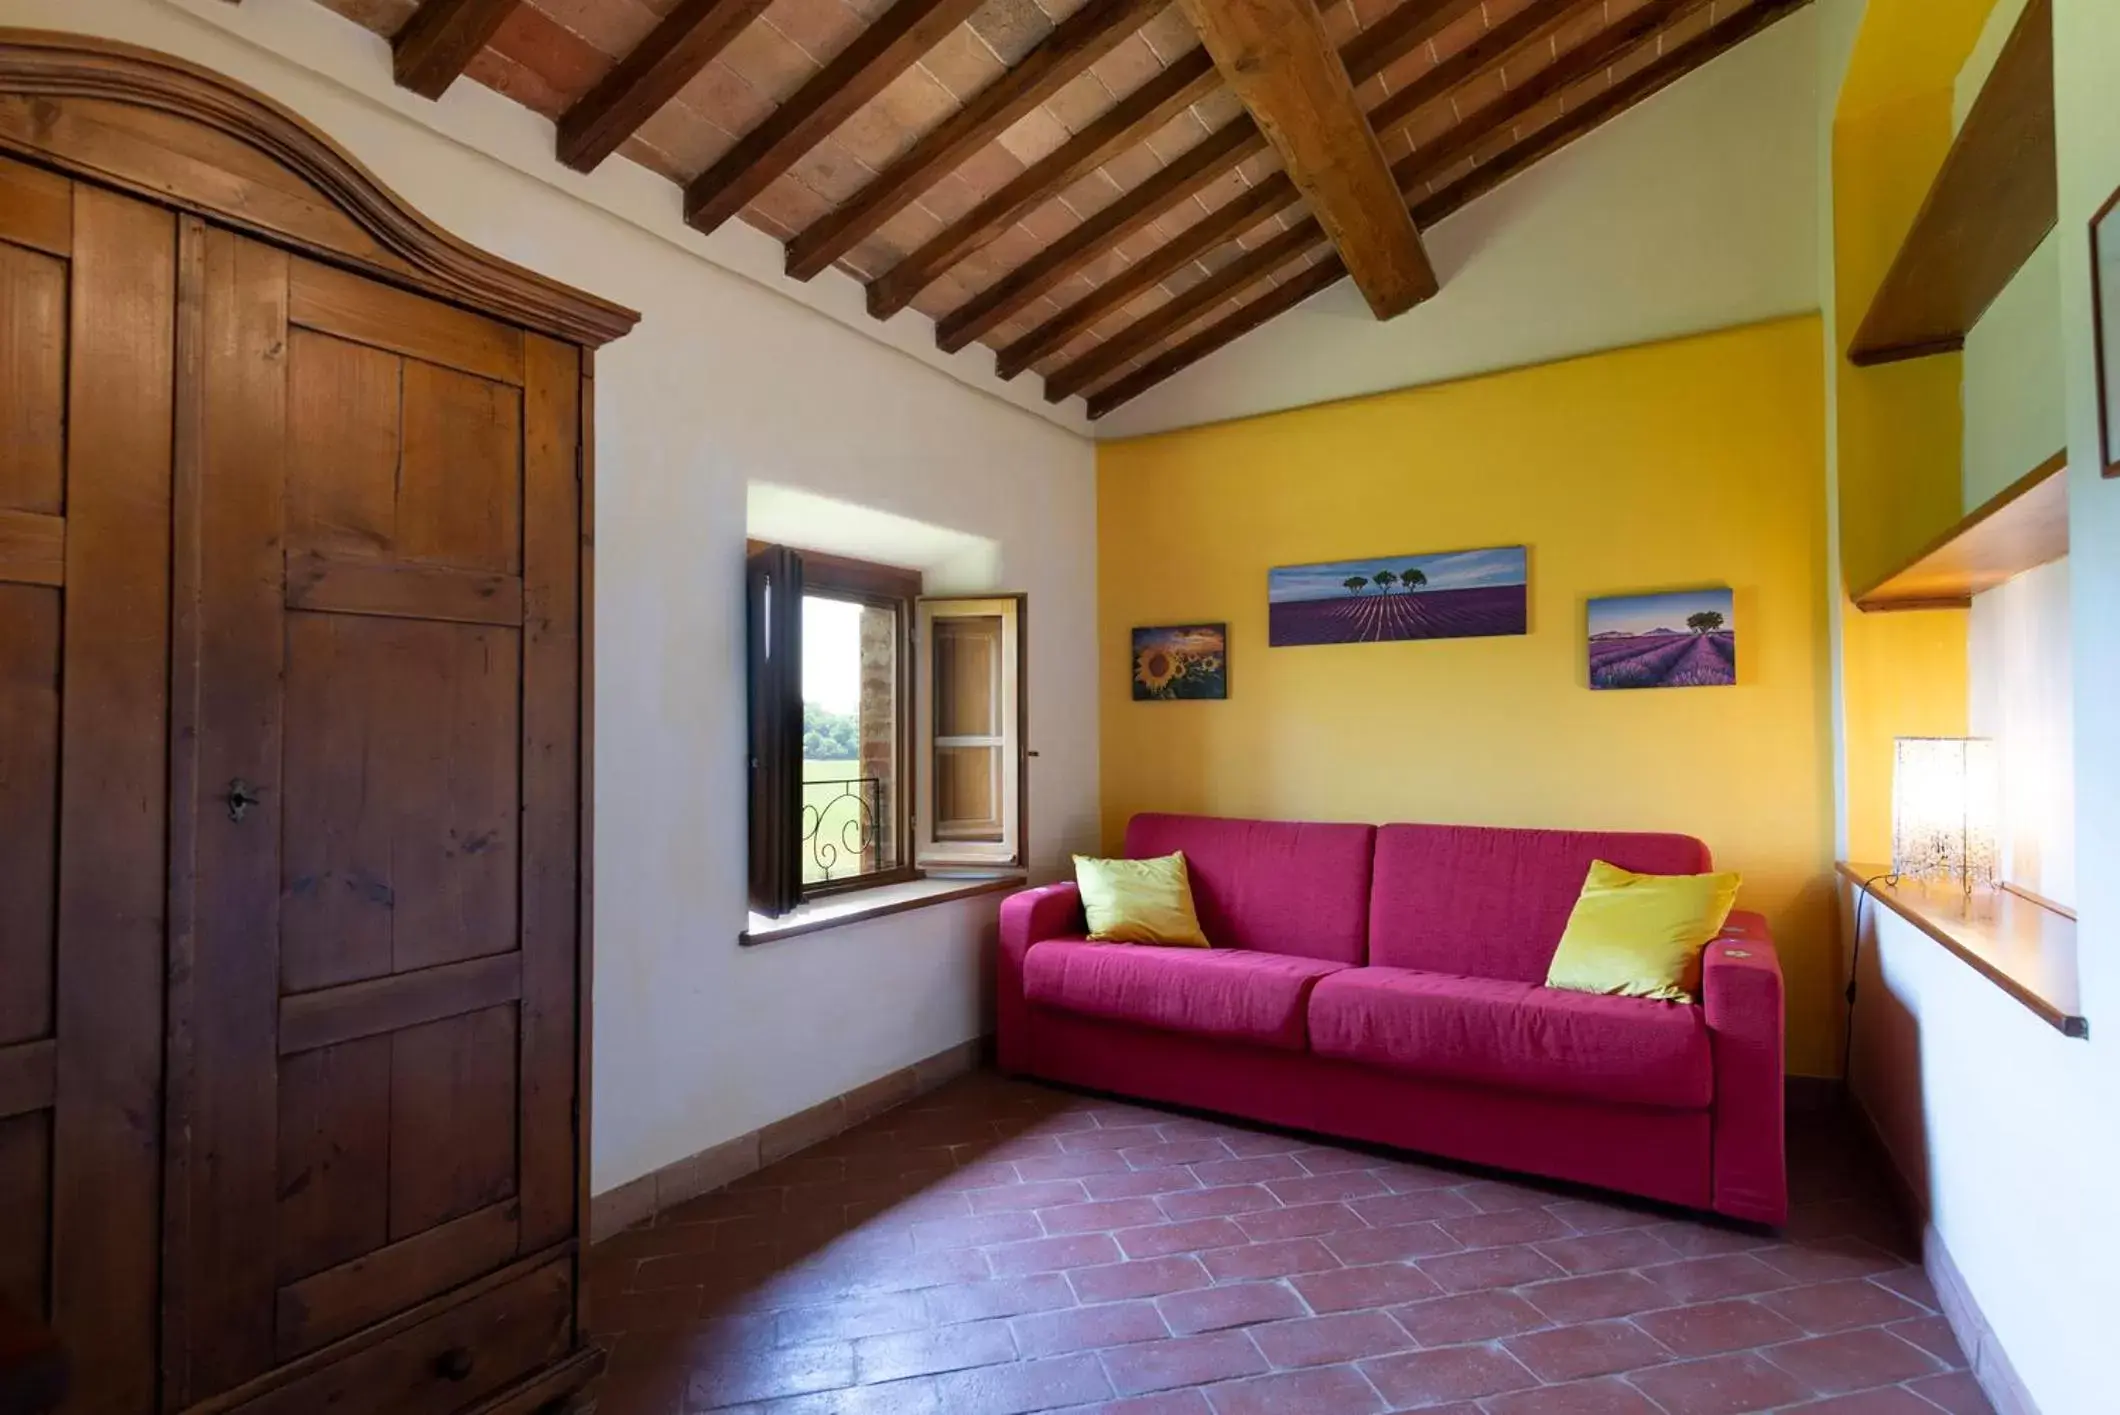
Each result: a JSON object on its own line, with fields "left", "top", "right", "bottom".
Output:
{"left": 1094, "top": 5, "right": 1826, "bottom": 440}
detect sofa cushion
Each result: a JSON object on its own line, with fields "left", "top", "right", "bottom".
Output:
{"left": 1369, "top": 823, "right": 1713, "bottom": 981}
{"left": 1125, "top": 813, "right": 1376, "bottom": 964}
{"left": 1308, "top": 967, "right": 1713, "bottom": 1109}
{"left": 1024, "top": 940, "right": 1349, "bottom": 1050}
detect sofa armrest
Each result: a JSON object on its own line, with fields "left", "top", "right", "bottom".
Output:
{"left": 1703, "top": 910, "right": 1787, "bottom": 1224}
{"left": 997, "top": 883, "right": 1084, "bottom": 1072}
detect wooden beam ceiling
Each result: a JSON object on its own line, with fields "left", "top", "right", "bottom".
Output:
{"left": 392, "top": 0, "right": 522, "bottom": 99}
{"left": 1083, "top": 0, "right": 1816, "bottom": 416}
{"left": 934, "top": 0, "right": 1488, "bottom": 355}
{"left": 784, "top": 0, "right": 1171, "bottom": 282}
{"left": 556, "top": 0, "right": 779, "bottom": 172}
{"left": 866, "top": 51, "right": 1221, "bottom": 320}
{"left": 683, "top": 0, "right": 987, "bottom": 234}
{"left": 316, "top": 0, "right": 1809, "bottom": 419}
{"left": 998, "top": 0, "right": 1596, "bottom": 381}
{"left": 1174, "top": 0, "right": 1435, "bottom": 318}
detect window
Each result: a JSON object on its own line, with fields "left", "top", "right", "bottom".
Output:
{"left": 747, "top": 544, "right": 1026, "bottom": 918}
{"left": 916, "top": 596, "right": 1027, "bottom": 870}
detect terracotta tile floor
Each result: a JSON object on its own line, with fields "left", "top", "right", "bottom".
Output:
{"left": 583, "top": 1073, "right": 1991, "bottom": 1414}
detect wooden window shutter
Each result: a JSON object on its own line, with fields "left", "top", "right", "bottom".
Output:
{"left": 915, "top": 595, "right": 1027, "bottom": 869}
{"left": 747, "top": 544, "right": 803, "bottom": 915}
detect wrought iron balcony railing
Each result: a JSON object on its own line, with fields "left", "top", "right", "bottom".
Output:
{"left": 801, "top": 774, "right": 882, "bottom": 884}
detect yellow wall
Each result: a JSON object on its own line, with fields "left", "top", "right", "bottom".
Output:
{"left": 1828, "top": 0, "right": 1993, "bottom": 860}
{"left": 1097, "top": 317, "right": 1841, "bottom": 1076}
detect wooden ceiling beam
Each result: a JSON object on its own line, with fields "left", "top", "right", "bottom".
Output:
{"left": 1173, "top": 0, "right": 1434, "bottom": 319}
{"left": 933, "top": 0, "right": 1479, "bottom": 353}
{"left": 786, "top": 0, "right": 1171, "bottom": 282}
{"left": 392, "top": 0, "right": 522, "bottom": 99}
{"left": 1409, "top": 0, "right": 1812, "bottom": 228}
{"left": 1083, "top": 0, "right": 1814, "bottom": 417}
{"left": 684, "top": 0, "right": 986, "bottom": 235}
{"left": 1085, "top": 255, "right": 1345, "bottom": 416}
{"left": 1046, "top": 215, "right": 1322, "bottom": 399}
{"left": 1383, "top": 0, "right": 1713, "bottom": 194}
{"left": 865, "top": 51, "right": 1221, "bottom": 320}
{"left": 1011, "top": 0, "right": 1608, "bottom": 383}
{"left": 935, "top": 116, "right": 1266, "bottom": 352}
{"left": 1362, "top": 0, "right": 1601, "bottom": 138}
{"left": 556, "top": 0, "right": 780, "bottom": 172}
{"left": 999, "top": 172, "right": 1292, "bottom": 378}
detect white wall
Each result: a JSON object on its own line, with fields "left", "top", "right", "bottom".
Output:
{"left": 1955, "top": 0, "right": 2037, "bottom": 132}
{"left": 1849, "top": 3, "right": 2120, "bottom": 1412}
{"left": 1967, "top": 561, "right": 2075, "bottom": 909}
{"left": 1096, "top": 5, "right": 1826, "bottom": 438}
{"left": 1962, "top": 235, "right": 2067, "bottom": 509}
{"left": 8, "top": 0, "right": 1102, "bottom": 1194}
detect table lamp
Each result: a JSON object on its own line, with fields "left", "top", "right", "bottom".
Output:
{"left": 1891, "top": 737, "right": 2000, "bottom": 894}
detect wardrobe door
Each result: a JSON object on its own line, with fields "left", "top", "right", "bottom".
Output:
{"left": 162, "top": 224, "right": 583, "bottom": 1409}
{"left": 0, "top": 158, "right": 173, "bottom": 1414}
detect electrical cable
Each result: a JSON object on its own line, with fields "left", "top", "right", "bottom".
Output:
{"left": 1843, "top": 871, "right": 1897, "bottom": 1095}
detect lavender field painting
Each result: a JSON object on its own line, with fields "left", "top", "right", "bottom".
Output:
{"left": 1268, "top": 546, "right": 1527, "bottom": 646}
{"left": 1588, "top": 589, "right": 1736, "bottom": 690}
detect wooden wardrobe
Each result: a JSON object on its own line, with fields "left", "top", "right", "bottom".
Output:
{"left": 0, "top": 32, "right": 635, "bottom": 1415}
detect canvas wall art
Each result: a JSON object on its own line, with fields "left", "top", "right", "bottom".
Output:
{"left": 1132, "top": 624, "right": 1228, "bottom": 700}
{"left": 1267, "top": 546, "right": 1528, "bottom": 646}
{"left": 1588, "top": 589, "right": 1736, "bottom": 689}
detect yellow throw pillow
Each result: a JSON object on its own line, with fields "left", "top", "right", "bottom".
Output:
{"left": 1073, "top": 852, "right": 1211, "bottom": 947}
{"left": 1545, "top": 859, "right": 1742, "bottom": 1004}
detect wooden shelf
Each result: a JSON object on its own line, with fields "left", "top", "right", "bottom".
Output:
{"left": 1839, "top": 863, "right": 2085, "bottom": 1038}
{"left": 1846, "top": 0, "right": 2056, "bottom": 367}
{"left": 1853, "top": 450, "right": 2069, "bottom": 611}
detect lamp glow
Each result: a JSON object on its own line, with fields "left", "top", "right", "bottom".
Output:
{"left": 1891, "top": 737, "right": 2000, "bottom": 892}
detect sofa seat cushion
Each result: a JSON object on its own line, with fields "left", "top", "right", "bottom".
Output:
{"left": 1024, "top": 940, "right": 1349, "bottom": 1051}
{"left": 1308, "top": 967, "right": 1712, "bottom": 1109}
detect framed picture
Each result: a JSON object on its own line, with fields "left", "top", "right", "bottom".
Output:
{"left": 1267, "top": 546, "right": 1528, "bottom": 647}
{"left": 1132, "top": 624, "right": 1227, "bottom": 700}
{"left": 1588, "top": 589, "right": 1736, "bottom": 690}
{"left": 2095, "top": 186, "right": 2120, "bottom": 475}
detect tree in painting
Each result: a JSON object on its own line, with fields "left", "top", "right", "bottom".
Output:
{"left": 1400, "top": 568, "right": 1427, "bottom": 592}
{"left": 1686, "top": 610, "right": 1727, "bottom": 634}
{"left": 1343, "top": 575, "right": 1369, "bottom": 595}
{"left": 1374, "top": 569, "right": 1398, "bottom": 593}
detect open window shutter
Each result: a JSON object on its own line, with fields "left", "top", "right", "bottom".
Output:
{"left": 915, "top": 595, "right": 1027, "bottom": 870}
{"left": 747, "top": 544, "right": 804, "bottom": 915}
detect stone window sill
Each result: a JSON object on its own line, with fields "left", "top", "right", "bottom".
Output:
{"left": 740, "top": 873, "right": 1026, "bottom": 947}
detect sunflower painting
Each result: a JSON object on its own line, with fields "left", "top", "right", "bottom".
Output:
{"left": 1132, "top": 624, "right": 1228, "bottom": 701}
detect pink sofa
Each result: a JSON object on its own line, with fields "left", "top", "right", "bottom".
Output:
{"left": 998, "top": 814, "right": 1787, "bottom": 1225}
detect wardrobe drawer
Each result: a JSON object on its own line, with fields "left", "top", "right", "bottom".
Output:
{"left": 235, "top": 1261, "right": 574, "bottom": 1415}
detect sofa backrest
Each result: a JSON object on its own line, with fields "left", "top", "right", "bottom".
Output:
{"left": 1368, "top": 823, "right": 1713, "bottom": 982}
{"left": 1125, "top": 813, "right": 1376, "bottom": 964}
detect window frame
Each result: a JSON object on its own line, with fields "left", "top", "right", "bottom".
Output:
{"left": 798, "top": 549, "right": 922, "bottom": 900}
{"left": 746, "top": 540, "right": 922, "bottom": 909}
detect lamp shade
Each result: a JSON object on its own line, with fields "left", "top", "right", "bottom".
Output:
{"left": 1891, "top": 737, "right": 2000, "bottom": 889}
